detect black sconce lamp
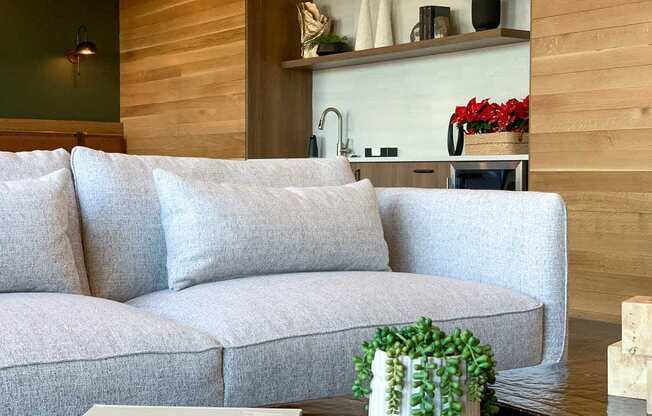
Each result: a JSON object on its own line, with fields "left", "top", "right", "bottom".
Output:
{"left": 66, "top": 25, "right": 97, "bottom": 76}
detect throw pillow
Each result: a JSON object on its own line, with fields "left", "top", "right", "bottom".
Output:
{"left": 0, "top": 169, "right": 83, "bottom": 293}
{"left": 153, "top": 169, "right": 389, "bottom": 290}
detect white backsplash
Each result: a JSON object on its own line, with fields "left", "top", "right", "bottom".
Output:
{"left": 312, "top": 0, "right": 531, "bottom": 160}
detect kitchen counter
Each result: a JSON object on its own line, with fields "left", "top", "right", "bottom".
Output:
{"left": 348, "top": 154, "right": 529, "bottom": 163}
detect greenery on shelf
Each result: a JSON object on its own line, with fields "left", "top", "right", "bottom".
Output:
{"left": 314, "top": 33, "right": 348, "bottom": 45}
{"left": 353, "top": 318, "right": 499, "bottom": 416}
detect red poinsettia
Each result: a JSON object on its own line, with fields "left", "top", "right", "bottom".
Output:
{"left": 451, "top": 96, "right": 529, "bottom": 135}
{"left": 496, "top": 96, "right": 529, "bottom": 133}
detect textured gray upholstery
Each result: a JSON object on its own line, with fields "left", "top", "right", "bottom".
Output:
{"left": 0, "top": 293, "right": 223, "bottom": 416}
{"left": 153, "top": 170, "right": 389, "bottom": 290}
{"left": 71, "top": 147, "right": 356, "bottom": 301}
{"left": 0, "top": 149, "right": 89, "bottom": 294}
{"left": 376, "top": 188, "right": 568, "bottom": 364}
{"left": 128, "top": 271, "right": 543, "bottom": 406}
{"left": 0, "top": 170, "right": 82, "bottom": 293}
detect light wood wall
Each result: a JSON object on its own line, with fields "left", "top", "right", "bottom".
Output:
{"left": 120, "top": 0, "right": 246, "bottom": 158}
{"left": 530, "top": 0, "right": 652, "bottom": 322}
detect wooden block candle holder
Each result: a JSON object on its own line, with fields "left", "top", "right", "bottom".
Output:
{"left": 608, "top": 341, "right": 648, "bottom": 399}
{"left": 609, "top": 296, "right": 652, "bottom": 412}
{"left": 623, "top": 296, "right": 652, "bottom": 356}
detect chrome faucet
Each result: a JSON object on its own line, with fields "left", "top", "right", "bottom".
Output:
{"left": 318, "top": 107, "right": 350, "bottom": 157}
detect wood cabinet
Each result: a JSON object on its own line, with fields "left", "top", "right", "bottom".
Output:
{"left": 350, "top": 162, "right": 449, "bottom": 188}
{"left": 120, "top": 0, "right": 311, "bottom": 159}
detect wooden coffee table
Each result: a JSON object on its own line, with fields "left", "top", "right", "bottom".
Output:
{"left": 278, "top": 319, "right": 648, "bottom": 416}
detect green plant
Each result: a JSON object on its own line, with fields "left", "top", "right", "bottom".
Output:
{"left": 314, "top": 33, "right": 348, "bottom": 45}
{"left": 353, "top": 318, "right": 499, "bottom": 416}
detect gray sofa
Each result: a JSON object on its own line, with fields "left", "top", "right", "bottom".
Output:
{"left": 0, "top": 148, "right": 568, "bottom": 416}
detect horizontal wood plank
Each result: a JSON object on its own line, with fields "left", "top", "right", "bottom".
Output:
{"left": 532, "top": 22, "right": 652, "bottom": 58}
{"left": 532, "top": 44, "right": 652, "bottom": 76}
{"left": 529, "top": 130, "right": 652, "bottom": 171}
{"left": 532, "top": 0, "right": 650, "bottom": 20}
{"left": 532, "top": 65, "right": 652, "bottom": 95}
{"left": 532, "top": 2, "right": 652, "bottom": 38}
{"left": 532, "top": 106, "right": 652, "bottom": 134}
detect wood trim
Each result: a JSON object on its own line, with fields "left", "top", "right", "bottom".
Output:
{"left": 0, "top": 119, "right": 125, "bottom": 153}
{"left": 0, "top": 118, "right": 124, "bottom": 136}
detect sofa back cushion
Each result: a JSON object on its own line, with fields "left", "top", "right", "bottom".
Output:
{"left": 0, "top": 170, "right": 84, "bottom": 293}
{"left": 0, "top": 149, "right": 89, "bottom": 293}
{"left": 154, "top": 171, "right": 389, "bottom": 290}
{"left": 71, "top": 147, "right": 356, "bottom": 301}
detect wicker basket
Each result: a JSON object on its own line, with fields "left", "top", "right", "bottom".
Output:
{"left": 464, "top": 132, "right": 529, "bottom": 155}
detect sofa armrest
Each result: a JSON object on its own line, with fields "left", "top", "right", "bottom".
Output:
{"left": 377, "top": 188, "right": 568, "bottom": 365}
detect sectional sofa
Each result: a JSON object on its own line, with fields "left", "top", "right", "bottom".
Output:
{"left": 0, "top": 147, "right": 568, "bottom": 416}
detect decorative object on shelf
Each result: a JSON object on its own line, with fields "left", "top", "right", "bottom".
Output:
{"left": 448, "top": 97, "right": 529, "bottom": 156}
{"left": 355, "top": 0, "right": 374, "bottom": 50}
{"left": 472, "top": 0, "right": 501, "bottom": 32}
{"left": 316, "top": 34, "right": 349, "bottom": 56}
{"left": 375, "top": 0, "right": 394, "bottom": 48}
{"left": 297, "top": 1, "right": 331, "bottom": 58}
{"left": 608, "top": 296, "right": 652, "bottom": 414}
{"left": 353, "top": 317, "right": 499, "bottom": 416}
{"left": 418, "top": 6, "right": 451, "bottom": 41}
{"left": 66, "top": 25, "right": 97, "bottom": 77}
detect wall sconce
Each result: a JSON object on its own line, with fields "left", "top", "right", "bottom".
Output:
{"left": 66, "top": 25, "right": 97, "bottom": 76}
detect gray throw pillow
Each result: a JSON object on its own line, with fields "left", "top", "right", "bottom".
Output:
{"left": 153, "top": 169, "right": 390, "bottom": 291}
{"left": 0, "top": 169, "right": 82, "bottom": 293}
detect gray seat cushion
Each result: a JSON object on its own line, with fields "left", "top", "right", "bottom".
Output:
{"left": 127, "top": 271, "right": 544, "bottom": 407}
{"left": 0, "top": 294, "right": 223, "bottom": 416}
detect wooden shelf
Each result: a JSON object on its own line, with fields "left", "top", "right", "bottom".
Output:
{"left": 282, "top": 28, "right": 530, "bottom": 71}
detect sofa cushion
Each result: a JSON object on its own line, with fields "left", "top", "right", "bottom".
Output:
{"left": 0, "top": 293, "right": 223, "bottom": 416}
{"left": 153, "top": 170, "right": 389, "bottom": 290}
{"left": 0, "top": 149, "right": 89, "bottom": 294}
{"left": 71, "top": 147, "right": 356, "bottom": 301}
{"left": 0, "top": 170, "right": 83, "bottom": 293}
{"left": 127, "top": 271, "right": 544, "bottom": 406}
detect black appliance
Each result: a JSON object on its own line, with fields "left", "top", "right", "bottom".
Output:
{"left": 448, "top": 160, "right": 528, "bottom": 191}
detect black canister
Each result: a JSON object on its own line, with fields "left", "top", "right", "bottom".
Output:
{"left": 472, "top": 0, "right": 501, "bottom": 31}
{"left": 308, "top": 135, "right": 319, "bottom": 158}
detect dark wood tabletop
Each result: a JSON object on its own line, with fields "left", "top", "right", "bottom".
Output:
{"left": 276, "top": 319, "right": 646, "bottom": 416}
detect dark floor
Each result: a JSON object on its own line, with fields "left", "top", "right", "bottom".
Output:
{"left": 276, "top": 318, "right": 622, "bottom": 416}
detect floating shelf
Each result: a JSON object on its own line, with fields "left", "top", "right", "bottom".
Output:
{"left": 282, "top": 28, "right": 530, "bottom": 71}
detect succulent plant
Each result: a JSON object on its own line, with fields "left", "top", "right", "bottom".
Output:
{"left": 352, "top": 317, "right": 499, "bottom": 416}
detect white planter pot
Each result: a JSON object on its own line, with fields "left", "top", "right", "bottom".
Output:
{"left": 368, "top": 350, "right": 480, "bottom": 416}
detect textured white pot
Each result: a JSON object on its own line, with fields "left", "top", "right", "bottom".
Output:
{"left": 355, "top": 0, "right": 374, "bottom": 50}
{"left": 374, "top": 0, "right": 394, "bottom": 48}
{"left": 368, "top": 351, "right": 481, "bottom": 416}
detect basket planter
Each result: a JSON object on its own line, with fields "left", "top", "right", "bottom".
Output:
{"left": 464, "top": 132, "right": 529, "bottom": 156}
{"left": 368, "top": 350, "right": 480, "bottom": 416}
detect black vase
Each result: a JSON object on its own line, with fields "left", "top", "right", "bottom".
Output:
{"left": 472, "top": 0, "right": 501, "bottom": 31}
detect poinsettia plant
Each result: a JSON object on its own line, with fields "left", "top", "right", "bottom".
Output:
{"left": 451, "top": 97, "right": 529, "bottom": 135}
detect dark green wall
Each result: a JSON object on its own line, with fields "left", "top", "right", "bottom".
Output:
{"left": 0, "top": 0, "right": 119, "bottom": 122}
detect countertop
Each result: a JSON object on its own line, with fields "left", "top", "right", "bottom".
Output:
{"left": 348, "top": 154, "right": 529, "bottom": 163}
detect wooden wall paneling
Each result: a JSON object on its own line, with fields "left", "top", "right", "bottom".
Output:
{"left": 530, "top": 1, "right": 652, "bottom": 322}
{"left": 246, "top": 0, "right": 312, "bottom": 158}
{"left": 120, "top": 0, "right": 246, "bottom": 158}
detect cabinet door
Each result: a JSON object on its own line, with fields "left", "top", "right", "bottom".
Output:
{"left": 351, "top": 162, "right": 449, "bottom": 188}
